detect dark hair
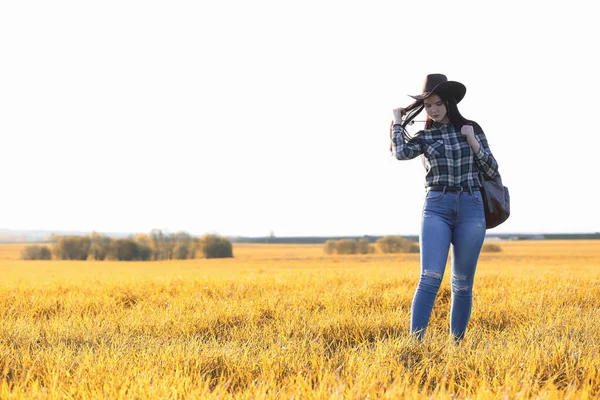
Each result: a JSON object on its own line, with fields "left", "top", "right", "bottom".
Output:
{"left": 400, "top": 91, "right": 471, "bottom": 141}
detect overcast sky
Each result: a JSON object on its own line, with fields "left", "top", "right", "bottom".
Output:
{"left": 1, "top": 0, "right": 598, "bottom": 237}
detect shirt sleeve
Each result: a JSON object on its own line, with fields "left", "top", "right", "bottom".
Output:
{"left": 473, "top": 124, "right": 499, "bottom": 179}
{"left": 391, "top": 124, "right": 422, "bottom": 160}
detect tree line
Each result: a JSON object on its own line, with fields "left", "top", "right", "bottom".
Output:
{"left": 20, "top": 230, "right": 233, "bottom": 261}
{"left": 324, "top": 236, "right": 502, "bottom": 255}
{"left": 324, "top": 236, "right": 420, "bottom": 255}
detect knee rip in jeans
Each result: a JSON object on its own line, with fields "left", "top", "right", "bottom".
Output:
{"left": 423, "top": 270, "right": 442, "bottom": 280}
{"left": 452, "top": 274, "right": 470, "bottom": 292}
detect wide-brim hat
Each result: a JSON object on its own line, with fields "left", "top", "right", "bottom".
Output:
{"left": 409, "top": 73, "right": 466, "bottom": 103}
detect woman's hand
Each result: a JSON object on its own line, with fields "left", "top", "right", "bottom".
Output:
{"left": 460, "top": 125, "right": 475, "bottom": 139}
{"left": 461, "top": 125, "right": 480, "bottom": 153}
{"left": 392, "top": 108, "right": 406, "bottom": 125}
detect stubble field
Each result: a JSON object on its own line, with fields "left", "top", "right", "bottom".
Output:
{"left": 1, "top": 240, "right": 599, "bottom": 399}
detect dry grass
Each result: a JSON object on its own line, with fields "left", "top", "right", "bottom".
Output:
{"left": 1, "top": 240, "right": 599, "bottom": 398}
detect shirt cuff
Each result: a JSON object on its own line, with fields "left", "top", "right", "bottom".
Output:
{"left": 392, "top": 124, "right": 404, "bottom": 138}
{"left": 474, "top": 147, "right": 485, "bottom": 160}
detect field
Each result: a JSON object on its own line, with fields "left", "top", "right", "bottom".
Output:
{"left": 1, "top": 240, "right": 600, "bottom": 399}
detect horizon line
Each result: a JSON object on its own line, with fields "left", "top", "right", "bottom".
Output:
{"left": 1, "top": 228, "right": 599, "bottom": 238}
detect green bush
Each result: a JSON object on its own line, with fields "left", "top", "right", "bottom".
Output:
{"left": 357, "top": 238, "right": 370, "bottom": 254}
{"left": 172, "top": 232, "right": 198, "bottom": 260}
{"left": 90, "top": 233, "right": 113, "bottom": 260}
{"left": 335, "top": 239, "right": 357, "bottom": 255}
{"left": 323, "top": 240, "right": 337, "bottom": 255}
{"left": 53, "top": 236, "right": 91, "bottom": 260}
{"left": 21, "top": 245, "right": 53, "bottom": 260}
{"left": 173, "top": 244, "right": 190, "bottom": 260}
{"left": 323, "top": 238, "right": 377, "bottom": 255}
{"left": 110, "top": 239, "right": 152, "bottom": 261}
{"left": 482, "top": 243, "right": 502, "bottom": 253}
{"left": 376, "top": 236, "right": 414, "bottom": 254}
{"left": 200, "top": 234, "right": 233, "bottom": 259}
{"left": 409, "top": 243, "right": 420, "bottom": 253}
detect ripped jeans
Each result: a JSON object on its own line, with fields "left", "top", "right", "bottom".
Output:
{"left": 411, "top": 188, "right": 486, "bottom": 340}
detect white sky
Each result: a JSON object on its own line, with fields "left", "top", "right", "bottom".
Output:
{"left": 1, "top": 0, "right": 598, "bottom": 237}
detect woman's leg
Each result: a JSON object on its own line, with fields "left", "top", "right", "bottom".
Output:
{"left": 411, "top": 192, "right": 453, "bottom": 339}
{"left": 449, "top": 190, "right": 486, "bottom": 340}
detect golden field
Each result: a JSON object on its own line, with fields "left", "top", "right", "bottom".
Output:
{"left": 1, "top": 240, "right": 600, "bottom": 399}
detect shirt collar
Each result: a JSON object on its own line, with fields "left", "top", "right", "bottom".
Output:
{"left": 432, "top": 121, "right": 451, "bottom": 129}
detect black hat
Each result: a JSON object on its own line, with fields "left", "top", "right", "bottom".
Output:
{"left": 409, "top": 74, "right": 466, "bottom": 103}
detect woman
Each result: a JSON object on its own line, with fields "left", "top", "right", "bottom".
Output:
{"left": 390, "top": 74, "right": 500, "bottom": 341}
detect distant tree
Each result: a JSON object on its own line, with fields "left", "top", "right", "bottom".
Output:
{"left": 357, "top": 238, "right": 370, "bottom": 254}
{"left": 21, "top": 245, "right": 52, "bottom": 260}
{"left": 409, "top": 243, "right": 420, "bottom": 253}
{"left": 150, "top": 229, "right": 166, "bottom": 260}
{"left": 151, "top": 230, "right": 178, "bottom": 260}
{"left": 162, "top": 231, "right": 196, "bottom": 260}
{"left": 376, "top": 236, "right": 413, "bottom": 254}
{"left": 145, "top": 229, "right": 199, "bottom": 260}
{"left": 324, "top": 239, "right": 378, "bottom": 255}
{"left": 53, "top": 236, "right": 91, "bottom": 260}
{"left": 175, "top": 232, "right": 198, "bottom": 258}
{"left": 110, "top": 239, "right": 136, "bottom": 261}
{"left": 90, "top": 232, "right": 113, "bottom": 260}
{"left": 481, "top": 243, "right": 502, "bottom": 253}
{"left": 137, "top": 242, "right": 153, "bottom": 260}
{"left": 111, "top": 238, "right": 152, "bottom": 261}
{"left": 135, "top": 233, "right": 152, "bottom": 248}
{"left": 163, "top": 233, "right": 176, "bottom": 260}
{"left": 336, "top": 239, "right": 358, "bottom": 255}
{"left": 200, "top": 234, "right": 233, "bottom": 259}
{"left": 323, "top": 240, "right": 337, "bottom": 255}
{"left": 173, "top": 244, "right": 190, "bottom": 260}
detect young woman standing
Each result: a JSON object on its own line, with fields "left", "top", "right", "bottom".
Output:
{"left": 390, "top": 74, "right": 500, "bottom": 341}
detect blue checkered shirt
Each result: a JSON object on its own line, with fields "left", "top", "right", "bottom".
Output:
{"left": 391, "top": 121, "right": 499, "bottom": 189}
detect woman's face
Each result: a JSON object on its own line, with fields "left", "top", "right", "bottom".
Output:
{"left": 423, "top": 94, "right": 449, "bottom": 123}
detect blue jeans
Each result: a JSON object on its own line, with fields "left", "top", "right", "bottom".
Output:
{"left": 411, "top": 187, "right": 486, "bottom": 340}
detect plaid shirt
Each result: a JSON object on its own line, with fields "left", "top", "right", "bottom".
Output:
{"left": 392, "top": 121, "right": 499, "bottom": 189}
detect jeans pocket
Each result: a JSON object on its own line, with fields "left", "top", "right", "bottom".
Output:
{"left": 426, "top": 191, "right": 444, "bottom": 202}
